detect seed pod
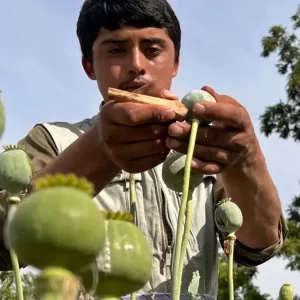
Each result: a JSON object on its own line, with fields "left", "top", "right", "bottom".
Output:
{"left": 181, "top": 89, "right": 216, "bottom": 123}
{"left": 214, "top": 197, "right": 243, "bottom": 234}
{"left": 279, "top": 284, "right": 294, "bottom": 300}
{"left": 162, "top": 152, "right": 203, "bottom": 192}
{"left": 79, "top": 211, "right": 152, "bottom": 298}
{"left": 6, "top": 174, "right": 106, "bottom": 272}
{"left": 0, "top": 90, "right": 5, "bottom": 139}
{"left": 35, "top": 267, "right": 81, "bottom": 299}
{"left": 0, "top": 145, "right": 33, "bottom": 194}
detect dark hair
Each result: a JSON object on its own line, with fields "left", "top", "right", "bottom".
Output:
{"left": 76, "top": 0, "right": 181, "bottom": 62}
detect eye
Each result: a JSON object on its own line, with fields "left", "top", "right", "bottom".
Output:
{"left": 108, "top": 48, "right": 125, "bottom": 54}
{"left": 147, "top": 47, "right": 162, "bottom": 56}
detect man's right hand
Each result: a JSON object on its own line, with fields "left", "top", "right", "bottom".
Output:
{"left": 98, "top": 82, "right": 178, "bottom": 173}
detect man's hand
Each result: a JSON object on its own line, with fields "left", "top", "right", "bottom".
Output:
{"left": 166, "top": 86, "right": 262, "bottom": 174}
{"left": 98, "top": 82, "right": 178, "bottom": 173}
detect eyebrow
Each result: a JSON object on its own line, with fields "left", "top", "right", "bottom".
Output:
{"left": 99, "top": 37, "right": 167, "bottom": 46}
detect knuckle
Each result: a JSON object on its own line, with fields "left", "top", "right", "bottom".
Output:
{"left": 237, "top": 106, "right": 249, "bottom": 127}
{"left": 234, "top": 108, "right": 245, "bottom": 127}
{"left": 215, "top": 150, "right": 228, "bottom": 162}
{"left": 125, "top": 108, "right": 139, "bottom": 124}
{"left": 151, "top": 125, "right": 164, "bottom": 137}
{"left": 231, "top": 135, "right": 248, "bottom": 152}
{"left": 203, "top": 163, "right": 223, "bottom": 174}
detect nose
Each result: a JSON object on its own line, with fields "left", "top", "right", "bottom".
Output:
{"left": 128, "top": 48, "right": 146, "bottom": 75}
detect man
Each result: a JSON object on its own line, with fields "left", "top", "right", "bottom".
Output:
{"left": 0, "top": 0, "right": 287, "bottom": 299}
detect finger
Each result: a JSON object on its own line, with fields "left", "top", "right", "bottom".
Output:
{"left": 201, "top": 86, "right": 237, "bottom": 105}
{"left": 193, "top": 101, "right": 248, "bottom": 129}
{"left": 166, "top": 137, "right": 237, "bottom": 165}
{"left": 103, "top": 123, "right": 169, "bottom": 143}
{"left": 113, "top": 139, "right": 168, "bottom": 162}
{"left": 134, "top": 81, "right": 179, "bottom": 101}
{"left": 191, "top": 157, "right": 224, "bottom": 175}
{"left": 201, "top": 86, "right": 218, "bottom": 98}
{"left": 168, "top": 122, "right": 244, "bottom": 152}
{"left": 121, "top": 152, "right": 168, "bottom": 173}
{"left": 101, "top": 101, "right": 176, "bottom": 125}
{"left": 211, "top": 121, "right": 228, "bottom": 130}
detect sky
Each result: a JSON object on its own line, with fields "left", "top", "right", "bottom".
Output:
{"left": 0, "top": 0, "right": 300, "bottom": 298}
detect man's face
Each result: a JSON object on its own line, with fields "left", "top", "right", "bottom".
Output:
{"left": 82, "top": 25, "right": 180, "bottom": 101}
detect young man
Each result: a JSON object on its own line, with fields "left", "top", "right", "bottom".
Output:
{"left": 0, "top": 0, "right": 287, "bottom": 298}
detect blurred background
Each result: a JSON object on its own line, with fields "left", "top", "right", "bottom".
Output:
{"left": 0, "top": 0, "right": 299, "bottom": 299}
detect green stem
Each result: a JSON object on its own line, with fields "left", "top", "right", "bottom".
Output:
{"left": 88, "top": 260, "right": 99, "bottom": 296}
{"left": 177, "top": 189, "right": 194, "bottom": 291}
{"left": 6, "top": 195, "right": 24, "bottom": 300}
{"left": 10, "top": 248, "right": 24, "bottom": 300}
{"left": 129, "top": 173, "right": 136, "bottom": 221}
{"left": 100, "top": 297, "right": 120, "bottom": 300}
{"left": 227, "top": 233, "right": 236, "bottom": 300}
{"left": 172, "top": 120, "right": 199, "bottom": 300}
{"left": 129, "top": 174, "right": 137, "bottom": 300}
{"left": 35, "top": 267, "right": 80, "bottom": 300}
{"left": 131, "top": 292, "right": 137, "bottom": 300}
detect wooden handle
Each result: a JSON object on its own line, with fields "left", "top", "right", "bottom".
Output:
{"left": 107, "top": 87, "right": 188, "bottom": 121}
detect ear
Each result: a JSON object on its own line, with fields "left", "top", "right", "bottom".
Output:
{"left": 172, "top": 56, "right": 180, "bottom": 77}
{"left": 82, "top": 56, "right": 96, "bottom": 80}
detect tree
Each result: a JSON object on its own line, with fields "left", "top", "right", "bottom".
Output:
{"left": 217, "top": 249, "right": 272, "bottom": 300}
{"left": 276, "top": 195, "right": 300, "bottom": 271}
{"left": 259, "top": 4, "right": 300, "bottom": 273}
{"left": 0, "top": 270, "right": 37, "bottom": 299}
{"left": 260, "top": 5, "right": 300, "bottom": 141}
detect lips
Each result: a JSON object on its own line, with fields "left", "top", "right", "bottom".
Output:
{"left": 120, "top": 81, "right": 147, "bottom": 92}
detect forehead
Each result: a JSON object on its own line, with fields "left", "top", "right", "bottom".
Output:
{"left": 94, "top": 26, "right": 173, "bottom": 46}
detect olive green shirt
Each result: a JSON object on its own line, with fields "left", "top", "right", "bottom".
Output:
{"left": 0, "top": 124, "right": 288, "bottom": 271}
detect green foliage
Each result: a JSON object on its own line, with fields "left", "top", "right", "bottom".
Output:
{"left": 0, "top": 271, "right": 37, "bottom": 299}
{"left": 275, "top": 195, "right": 300, "bottom": 271}
{"left": 260, "top": 4, "right": 300, "bottom": 274}
{"left": 260, "top": 5, "right": 300, "bottom": 141}
{"left": 217, "top": 253, "right": 272, "bottom": 300}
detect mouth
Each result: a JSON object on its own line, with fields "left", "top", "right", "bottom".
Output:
{"left": 120, "top": 81, "right": 147, "bottom": 92}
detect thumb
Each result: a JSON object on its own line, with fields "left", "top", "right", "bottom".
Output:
{"left": 201, "top": 85, "right": 218, "bottom": 98}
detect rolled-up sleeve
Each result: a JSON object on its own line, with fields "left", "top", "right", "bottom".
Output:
{"left": 213, "top": 176, "right": 288, "bottom": 267}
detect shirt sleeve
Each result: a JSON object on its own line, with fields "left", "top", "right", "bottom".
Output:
{"left": 0, "top": 124, "right": 59, "bottom": 270}
{"left": 213, "top": 175, "right": 288, "bottom": 267}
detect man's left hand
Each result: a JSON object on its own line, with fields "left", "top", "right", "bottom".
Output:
{"left": 165, "top": 86, "right": 261, "bottom": 175}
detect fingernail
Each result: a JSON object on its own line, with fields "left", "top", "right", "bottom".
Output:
{"left": 193, "top": 103, "right": 205, "bottom": 114}
{"left": 171, "top": 124, "right": 184, "bottom": 136}
{"left": 191, "top": 159, "right": 201, "bottom": 168}
{"left": 201, "top": 86, "right": 216, "bottom": 96}
{"left": 162, "top": 109, "right": 176, "bottom": 121}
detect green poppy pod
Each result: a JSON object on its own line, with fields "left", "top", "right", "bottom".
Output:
{"left": 279, "top": 284, "right": 294, "bottom": 300}
{"left": 182, "top": 89, "right": 216, "bottom": 124}
{"left": 79, "top": 212, "right": 152, "bottom": 298}
{"left": 0, "top": 145, "right": 33, "bottom": 194}
{"left": 214, "top": 197, "right": 243, "bottom": 234}
{"left": 6, "top": 174, "right": 106, "bottom": 272}
{"left": 162, "top": 152, "right": 203, "bottom": 193}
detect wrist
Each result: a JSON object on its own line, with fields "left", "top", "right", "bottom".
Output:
{"left": 91, "top": 124, "right": 121, "bottom": 174}
{"left": 229, "top": 138, "right": 266, "bottom": 173}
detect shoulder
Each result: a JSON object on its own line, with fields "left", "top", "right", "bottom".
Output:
{"left": 32, "top": 114, "right": 99, "bottom": 154}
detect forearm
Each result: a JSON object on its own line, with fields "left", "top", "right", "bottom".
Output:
{"left": 221, "top": 150, "right": 282, "bottom": 249}
{"left": 35, "top": 125, "right": 120, "bottom": 196}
